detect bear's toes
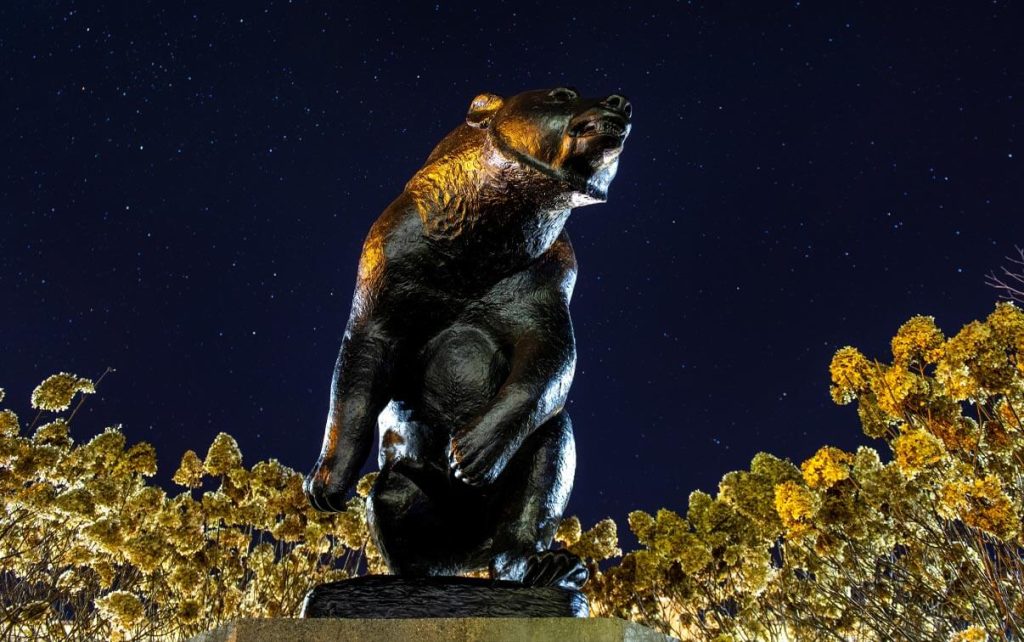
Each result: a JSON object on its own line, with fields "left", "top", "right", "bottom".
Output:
{"left": 522, "top": 550, "right": 589, "bottom": 590}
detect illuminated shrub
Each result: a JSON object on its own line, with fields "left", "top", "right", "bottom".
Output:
{"left": 0, "top": 375, "right": 381, "bottom": 641}
{"left": 584, "top": 302, "right": 1024, "bottom": 641}
{"left": 2, "top": 301, "right": 1021, "bottom": 640}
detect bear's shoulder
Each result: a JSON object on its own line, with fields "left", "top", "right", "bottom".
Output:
{"left": 355, "top": 194, "right": 432, "bottom": 284}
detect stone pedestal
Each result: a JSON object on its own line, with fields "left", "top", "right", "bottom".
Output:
{"left": 188, "top": 617, "right": 677, "bottom": 642}
{"left": 301, "top": 575, "right": 587, "bottom": 618}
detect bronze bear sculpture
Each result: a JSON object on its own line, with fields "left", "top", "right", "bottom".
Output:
{"left": 304, "top": 87, "right": 631, "bottom": 591}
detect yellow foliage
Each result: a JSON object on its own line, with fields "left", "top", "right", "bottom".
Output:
{"left": 567, "top": 518, "right": 621, "bottom": 561}
{"left": 172, "top": 450, "right": 205, "bottom": 488}
{"left": 555, "top": 515, "right": 582, "bottom": 547}
{"left": 938, "top": 474, "right": 1018, "bottom": 540}
{"left": 585, "top": 303, "right": 1024, "bottom": 641}
{"left": 203, "top": 432, "right": 242, "bottom": 476}
{"left": 829, "top": 346, "right": 871, "bottom": 404}
{"left": 773, "top": 480, "right": 819, "bottom": 538}
{"left": 0, "top": 409, "right": 19, "bottom": 436}
{"left": 33, "top": 418, "right": 72, "bottom": 448}
{"left": 5, "top": 303, "right": 1024, "bottom": 641}
{"left": 892, "top": 428, "right": 946, "bottom": 478}
{"left": 891, "top": 314, "right": 945, "bottom": 365}
{"left": 30, "top": 372, "right": 95, "bottom": 411}
{"left": 94, "top": 590, "right": 145, "bottom": 634}
{"left": 355, "top": 471, "right": 378, "bottom": 498}
{"left": 0, "top": 374, "right": 381, "bottom": 641}
{"left": 801, "top": 446, "right": 853, "bottom": 489}
{"left": 950, "top": 625, "right": 989, "bottom": 642}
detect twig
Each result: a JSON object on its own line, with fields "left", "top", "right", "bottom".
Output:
{"left": 986, "top": 246, "right": 1024, "bottom": 304}
{"left": 66, "top": 366, "right": 115, "bottom": 425}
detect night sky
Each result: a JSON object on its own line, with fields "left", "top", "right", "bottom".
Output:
{"left": 2, "top": 2, "right": 1021, "bottom": 530}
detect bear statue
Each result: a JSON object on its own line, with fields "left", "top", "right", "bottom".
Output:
{"left": 304, "top": 86, "right": 632, "bottom": 594}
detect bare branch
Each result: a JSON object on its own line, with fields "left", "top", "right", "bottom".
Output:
{"left": 986, "top": 246, "right": 1024, "bottom": 304}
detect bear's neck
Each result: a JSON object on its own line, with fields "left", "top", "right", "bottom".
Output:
{"left": 406, "top": 140, "right": 572, "bottom": 272}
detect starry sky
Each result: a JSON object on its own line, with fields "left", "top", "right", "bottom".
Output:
{"left": 2, "top": 1, "right": 1021, "bottom": 529}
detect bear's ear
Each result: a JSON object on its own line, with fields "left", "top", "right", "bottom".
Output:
{"left": 466, "top": 93, "right": 504, "bottom": 129}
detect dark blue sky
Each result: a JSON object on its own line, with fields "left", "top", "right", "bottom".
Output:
{"left": 2, "top": 1, "right": 1020, "bottom": 528}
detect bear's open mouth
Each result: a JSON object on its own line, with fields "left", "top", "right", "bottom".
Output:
{"left": 568, "top": 114, "right": 629, "bottom": 140}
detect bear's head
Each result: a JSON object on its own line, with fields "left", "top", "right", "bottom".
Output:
{"left": 405, "top": 87, "right": 632, "bottom": 249}
{"left": 466, "top": 87, "right": 632, "bottom": 205}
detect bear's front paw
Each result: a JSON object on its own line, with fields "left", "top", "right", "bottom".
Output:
{"left": 448, "top": 428, "right": 510, "bottom": 487}
{"left": 303, "top": 460, "right": 354, "bottom": 513}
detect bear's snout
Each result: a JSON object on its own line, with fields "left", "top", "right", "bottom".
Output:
{"left": 600, "top": 94, "right": 632, "bottom": 120}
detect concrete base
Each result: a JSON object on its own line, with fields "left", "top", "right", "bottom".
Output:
{"left": 188, "top": 617, "right": 677, "bottom": 642}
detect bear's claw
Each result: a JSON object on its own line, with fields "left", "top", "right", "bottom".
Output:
{"left": 303, "top": 469, "right": 348, "bottom": 513}
{"left": 521, "top": 550, "right": 589, "bottom": 590}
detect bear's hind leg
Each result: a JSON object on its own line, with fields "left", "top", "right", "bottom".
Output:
{"left": 368, "top": 457, "right": 490, "bottom": 576}
{"left": 488, "top": 411, "right": 587, "bottom": 589}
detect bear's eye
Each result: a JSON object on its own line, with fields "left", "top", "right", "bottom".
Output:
{"left": 548, "top": 87, "right": 578, "bottom": 102}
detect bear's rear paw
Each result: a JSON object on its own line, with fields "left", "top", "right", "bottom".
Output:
{"left": 522, "top": 550, "right": 588, "bottom": 590}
